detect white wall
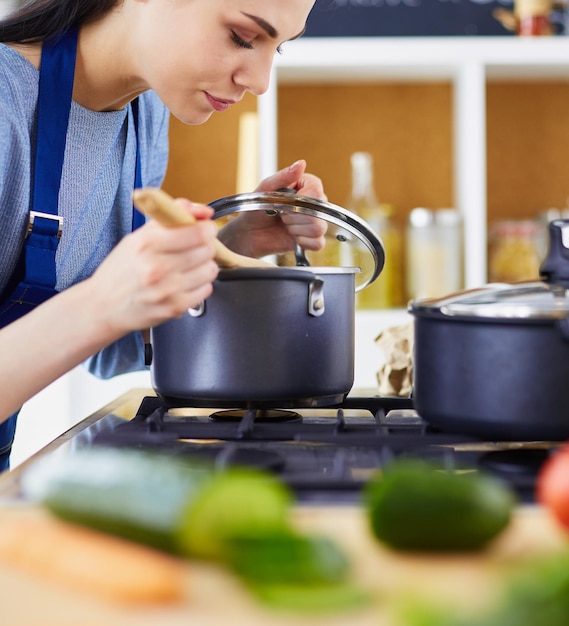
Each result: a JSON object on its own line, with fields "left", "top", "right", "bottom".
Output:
{"left": 11, "top": 367, "right": 151, "bottom": 468}
{"left": 0, "top": 1, "right": 18, "bottom": 18}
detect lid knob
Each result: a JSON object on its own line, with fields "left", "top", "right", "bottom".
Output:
{"left": 540, "top": 219, "right": 569, "bottom": 287}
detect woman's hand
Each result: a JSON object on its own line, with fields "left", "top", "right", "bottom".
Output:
{"left": 218, "top": 160, "right": 328, "bottom": 259}
{"left": 89, "top": 200, "right": 219, "bottom": 335}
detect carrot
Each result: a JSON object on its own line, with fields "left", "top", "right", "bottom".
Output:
{"left": 0, "top": 514, "right": 186, "bottom": 605}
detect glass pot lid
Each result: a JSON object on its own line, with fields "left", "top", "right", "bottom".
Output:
{"left": 411, "top": 219, "right": 569, "bottom": 320}
{"left": 209, "top": 191, "right": 385, "bottom": 292}
{"left": 410, "top": 281, "right": 569, "bottom": 320}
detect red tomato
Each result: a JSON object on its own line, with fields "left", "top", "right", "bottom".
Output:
{"left": 536, "top": 445, "right": 569, "bottom": 529}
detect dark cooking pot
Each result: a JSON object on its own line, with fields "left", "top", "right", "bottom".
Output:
{"left": 409, "top": 219, "right": 569, "bottom": 441}
{"left": 149, "top": 191, "right": 385, "bottom": 408}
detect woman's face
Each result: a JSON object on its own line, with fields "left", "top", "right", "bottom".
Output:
{"left": 132, "top": 0, "right": 315, "bottom": 124}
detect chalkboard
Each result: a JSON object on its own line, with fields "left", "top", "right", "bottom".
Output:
{"left": 304, "top": 0, "right": 565, "bottom": 37}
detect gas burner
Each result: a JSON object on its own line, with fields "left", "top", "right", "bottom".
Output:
{"left": 209, "top": 409, "right": 302, "bottom": 423}
{"left": 479, "top": 448, "right": 550, "bottom": 475}
{"left": 183, "top": 443, "right": 287, "bottom": 472}
{"left": 478, "top": 448, "right": 552, "bottom": 498}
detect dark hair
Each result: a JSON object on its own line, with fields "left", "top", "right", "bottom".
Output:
{"left": 0, "top": 0, "right": 121, "bottom": 43}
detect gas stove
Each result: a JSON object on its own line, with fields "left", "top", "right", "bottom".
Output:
{"left": 0, "top": 389, "right": 556, "bottom": 504}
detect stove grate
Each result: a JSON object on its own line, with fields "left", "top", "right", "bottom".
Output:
{"left": 88, "top": 395, "right": 549, "bottom": 504}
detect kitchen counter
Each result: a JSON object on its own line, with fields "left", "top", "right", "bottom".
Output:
{"left": 0, "top": 389, "right": 567, "bottom": 624}
{"left": 0, "top": 503, "right": 566, "bottom": 625}
{"left": 0, "top": 388, "right": 154, "bottom": 501}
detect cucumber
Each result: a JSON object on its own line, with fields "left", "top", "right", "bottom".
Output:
{"left": 224, "top": 531, "right": 349, "bottom": 584}
{"left": 365, "top": 459, "right": 516, "bottom": 552}
{"left": 22, "top": 447, "right": 292, "bottom": 558}
{"left": 249, "top": 582, "right": 371, "bottom": 613}
{"left": 22, "top": 447, "right": 215, "bottom": 553}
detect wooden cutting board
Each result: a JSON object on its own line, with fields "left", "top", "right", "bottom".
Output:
{"left": 0, "top": 504, "right": 566, "bottom": 626}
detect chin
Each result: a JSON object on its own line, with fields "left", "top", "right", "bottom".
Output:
{"left": 172, "top": 109, "right": 214, "bottom": 125}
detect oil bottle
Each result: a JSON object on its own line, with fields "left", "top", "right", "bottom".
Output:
{"left": 347, "top": 152, "right": 402, "bottom": 309}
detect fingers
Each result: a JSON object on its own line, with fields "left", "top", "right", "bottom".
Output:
{"left": 91, "top": 218, "right": 219, "bottom": 333}
{"left": 254, "top": 160, "right": 307, "bottom": 193}
{"left": 294, "top": 173, "right": 327, "bottom": 202}
{"left": 140, "top": 217, "right": 217, "bottom": 253}
{"left": 173, "top": 197, "right": 215, "bottom": 221}
{"left": 280, "top": 213, "right": 328, "bottom": 252}
{"left": 255, "top": 160, "right": 327, "bottom": 202}
{"left": 131, "top": 221, "right": 219, "bottom": 304}
{"left": 137, "top": 264, "right": 216, "bottom": 320}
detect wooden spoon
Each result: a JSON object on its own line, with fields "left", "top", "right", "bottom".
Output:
{"left": 132, "top": 187, "right": 274, "bottom": 270}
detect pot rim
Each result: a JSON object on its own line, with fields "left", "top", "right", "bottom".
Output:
{"left": 217, "top": 266, "right": 361, "bottom": 276}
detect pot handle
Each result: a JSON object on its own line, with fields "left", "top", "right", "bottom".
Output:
{"left": 540, "top": 219, "right": 569, "bottom": 287}
{"left": 308, "top": 276, "right": 325, "bottom": 317}
{"left": 276, "top": 188, "right": 310, "bottom": 267}
{"left": 144, "top": 342, "right": 153, "bottom": 366}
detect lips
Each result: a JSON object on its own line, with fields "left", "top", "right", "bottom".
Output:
{"left": 205, "top": 92, "right": 235, "bottom": 112}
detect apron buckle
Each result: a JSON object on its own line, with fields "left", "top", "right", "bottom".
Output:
{"left": 27, "top": 211, "right": 63, "bottom": 239}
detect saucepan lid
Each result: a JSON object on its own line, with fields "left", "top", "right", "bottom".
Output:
{"left": 209, "top": 191, "right": 385, "bottom": 292}
{"left": 409, "top": 281, "right": 569, "bottom": 320}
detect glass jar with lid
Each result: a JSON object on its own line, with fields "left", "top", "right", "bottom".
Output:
{"left": 488, "top": 220, "right": 541, "bottom": 283}
{"left": 406, "top": 207, "right": 463, "bottom": 300}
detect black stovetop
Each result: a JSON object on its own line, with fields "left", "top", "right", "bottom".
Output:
{"left": 85, "top": 394, "right": 554, "bottom": 504}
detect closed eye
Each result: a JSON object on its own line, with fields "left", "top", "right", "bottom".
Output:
{"left": 231, "top": 30, "right": 284, "bottom": 54}
{"left": 231, "top": 30, "right": 253, "bottom": 50}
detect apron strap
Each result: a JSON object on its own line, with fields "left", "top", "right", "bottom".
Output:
{"left": 131, "top": 98, "right": 145, "bottom": 231}
{"left": 32, "top": 28, "right": 77, "bottom": 217}
{"left": 23, "top": 29, "right": 144, "bottom": 291}
{"left": 25, "top": 28, "right": 78, "bottom": 289}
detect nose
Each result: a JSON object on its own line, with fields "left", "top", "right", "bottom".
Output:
{"left": 233, "top": 52, "right": 274, "bottom": 96}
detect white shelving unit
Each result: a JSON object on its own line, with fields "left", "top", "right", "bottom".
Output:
{"left": 258, "top": 36, "right": 569, "bottom": 289}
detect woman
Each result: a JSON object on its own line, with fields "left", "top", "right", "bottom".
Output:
{"left": 0, "top": 0, "right": 325, "bottom": 468}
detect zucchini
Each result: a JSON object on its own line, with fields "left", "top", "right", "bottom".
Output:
{"left": 22, "top": 447, "right": 292, "bottom": 558}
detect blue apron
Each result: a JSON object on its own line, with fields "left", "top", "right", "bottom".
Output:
{"left": 0, "top": 29, "right": 144, "bottom": 470}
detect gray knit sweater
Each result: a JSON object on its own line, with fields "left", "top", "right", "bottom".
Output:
{"left": 0, "top": 43, "right": 170, "bottom": 378}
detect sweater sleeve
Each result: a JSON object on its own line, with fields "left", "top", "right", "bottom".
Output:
{"left": 0, "top": 59, "right": 36, "bottom": 294}
{"left": 83, "top": 330, "right": 147, "bottom": 379}
{"left": 144, "top": 92, "right": 170, "bottom": 189}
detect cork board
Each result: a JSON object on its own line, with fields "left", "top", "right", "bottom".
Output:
{"left": 486, "top": 81, "right": 569, "bottom": 222}
{"left": 164, "top": 81, "right": 569, "bottom": 223}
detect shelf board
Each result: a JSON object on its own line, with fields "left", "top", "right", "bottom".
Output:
{"left": 275, "top": 37, "right": 569, "bottom": 83}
